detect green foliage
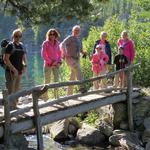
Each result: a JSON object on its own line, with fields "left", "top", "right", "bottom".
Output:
{"left": 83, "top": 13, "right": 150, "bottom": 86}
{"left": 102, "top": 16, "right": 124, "bottom": 55}
{"left": 128, "top": 17, "right": 150, "bottom": 86}
{"left": 0, "top": 0, "right": 94, "bottom": 26}
{"left": 84, "top": 111, "right": 99, "bottom": 125}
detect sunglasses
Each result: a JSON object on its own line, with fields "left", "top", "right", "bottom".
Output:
{"left": 49, "top": 33, "right": 55, "bottom": 36}
{"left": 14, "top": 35, "right": 22, "bottom": 38}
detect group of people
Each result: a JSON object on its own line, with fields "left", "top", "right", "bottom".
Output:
{"left": 1, "top": 25, "right": 135, "bottom": 109}
{"left": 40, "top": 25, "right": 135, "bottom": 100}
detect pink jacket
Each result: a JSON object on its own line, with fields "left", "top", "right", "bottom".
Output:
{"left": 91, "top": 51, "right": 109, "bottom": 75}
{"left": 41, "top": 40, "right": 61, "bottom": 67}
{"left": 117, "top": 38, "right": 135, "bottom": 63}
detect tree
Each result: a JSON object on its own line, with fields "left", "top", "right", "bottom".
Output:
{"left": 0, "top": 0, "right": 109, "bottom": 26}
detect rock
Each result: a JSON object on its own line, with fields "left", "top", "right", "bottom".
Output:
{"left": 68, "top": 124, "right": 77, "bottom": 136}
{"left": 132, "top": 98, "right": 140, "bottom": 104}
{"left": 144, "top": 117, "right": 150, "bottom": 129}
{"left": 68, "top": 117, "right": 80, "bottom": 136}
{"left": 96, "top": 105, "right": 114, "bottom": 125}
{"left": 133, "top": 97, "right": 150, "bottom": 129}
{"left": 109, "top": 131, "right": 144, "bottom": 150}
{"left": 0, "top": 126, "right": 4, "bottom": 138}
{"left": 146, "top": 139, "right": 150, "bottom": 150}
{"left": 119, "top": 121, "right": 128, "bottom": 130}
{"left": 76, "top": 123, "right": 105, "bottom": 146}
{"left": 10, "top": 133, "right": 29, "bottom": 150}
{"left": 112, "top": 102, "right": 127, "bottom": 128}
{"left": 96, "top": 120, "right": 113, "bottom": 137}
{"left": 142, "top": 129, "right": 150, "bottom": 143}
{"left": 50, "top": 119, "right": 70, "bottom": 141}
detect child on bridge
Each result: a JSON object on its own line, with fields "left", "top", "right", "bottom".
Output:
{"left": 91, "top": 44, "right": 109, "bottom": 90}
{"left": 113, "top": 46, "right": 128, "bottom": 88}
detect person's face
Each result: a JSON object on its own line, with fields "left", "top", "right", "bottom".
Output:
{"left": 121, "top": 32, "right": 128, "bottom": 40}
{"left": 100, "top": 33, "right": 107, "bottom": 41}
{"left": 48, "top": 31, "right": 56, "bottom": 40}
{"left": 13, "top": 33, "right": 22, "bottom": 42}
{"left": 73, "top": 28, "right": 80, "bottom": 37}
{"left": 96, "top": 47, "right": 102, "bottom": 53}
{"left": 119, "top": 48, "right": 123, "bottom": 54}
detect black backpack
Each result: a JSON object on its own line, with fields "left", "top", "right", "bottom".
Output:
{"left": 0, "top": 39, "right": 10, "bottom": 68}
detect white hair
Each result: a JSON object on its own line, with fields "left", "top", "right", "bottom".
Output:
{"left": 121, "top": 30, "right": 128, "bottom": 37}
{"left": 72, "top": 25, "right": 81, "bottom": 31}
{"left": 100, "top": 31, "right": 107, "bottom": 37}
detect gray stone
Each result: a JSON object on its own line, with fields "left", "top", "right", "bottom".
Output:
{"left": 109, "top": 131, "right": 144, "bottom": 149}
{"left": 142, "top": 129, "right": 150, "bottom": 143}
{"left": 112, "top": 102, "right": 127, "bottom": 128}
{"left": 146, "top": 139, "right": 150, "bottom": 150}
{"left": 11, "top": 133, "right": 29, "bottom": 150}
{"left": 144, "top": 117, "right": 150, "bottom": 129}
{"left": 50, "top": 119, "right": 69, "bottom": 141}
{"left": 96, "top": 120, "right": 113, "bottom": 137}
{"left": 120, "top": 121, "right": 128, "bottom": 130}
{"left": 76, "top": 123, "right": 105, "bottom": 145}
{"left": 68, "top": 117, "right": 80, "bottom": 135}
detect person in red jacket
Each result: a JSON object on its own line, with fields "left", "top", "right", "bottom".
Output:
{"left": 91, "top": 44, "right": 109, "bottom": 89}
{"left": 117, "top": 31, "right": 135, "bottom": 64}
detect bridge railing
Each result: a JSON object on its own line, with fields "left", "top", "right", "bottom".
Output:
{"left": 2, "top": 63, "right": 140, "bottom": 150}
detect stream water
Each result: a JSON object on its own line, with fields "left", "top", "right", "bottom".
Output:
{"left": 26, "top": 135, "right": 105, "bottom": 150}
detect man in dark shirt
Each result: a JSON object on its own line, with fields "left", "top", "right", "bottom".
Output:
{"left": 3, "top": 29, "right": 27, "bottom": 109}
{"left": 114, "top": 46, "right": 128, "bottom": 88}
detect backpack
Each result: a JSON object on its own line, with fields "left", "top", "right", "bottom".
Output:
{"left": 0, "top": 39, "right": 10, "bottom": 68}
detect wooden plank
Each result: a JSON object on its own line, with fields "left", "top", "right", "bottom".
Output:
{"left": 10, "top": 87, "right": 119, "bottom": 118}
{"left": 32, "top": 92, "right": 43, "bottom": 150}
{"left": 10, "top": 91, "right": 140, "bottom": 134}
{"left": 126, "top": 70, "right": 134, "bottom": 131}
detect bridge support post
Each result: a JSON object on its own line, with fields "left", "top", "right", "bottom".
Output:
{"left": 126, "top": 68, "right": 134, "bottom": 131}
{"left": 3, "top": 90, "right": 11, "bottom": 149}
{"left": 32, "top": 91, "right": 44, "bottom": 150}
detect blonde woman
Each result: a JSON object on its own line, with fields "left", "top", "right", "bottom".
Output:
{"left": 3, "top": 28, "right": 27, "bottom": 109}
{"left": 41, "top": 29, "right": 61, "bottom": 100}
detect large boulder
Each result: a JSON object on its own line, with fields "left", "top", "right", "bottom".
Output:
{"left": 50, "top": 119, "right": 70, "bottom": 141}
{"left": 76, "top": 123, "right": 105, "bottom": 146}
{"left": 146, "top": 139, "right": 150, "bottom": 150}
{"left": 50, "top": 118, "right": 80, "bottom": 141}
{"left": 112, "top": 102, "right": 127, "bottom": 129}
{"left": 96, "top": 120, "right": 113, "bottom": 137}
{"left": 109, "top": 130, "right": 144, "bottom": 150}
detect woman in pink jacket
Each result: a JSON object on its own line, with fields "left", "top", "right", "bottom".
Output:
{"left": 117, "top": 31, "right": 135, "bottom": 64}
{"left": 91, "top": 44, "right": 109, "bottom": 89}
{"left": 41, "top": 29, "right": 61, "bottom": 100}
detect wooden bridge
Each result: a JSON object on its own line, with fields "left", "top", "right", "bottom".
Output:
{"left": 0, "top": 63, "right": 140, "bottom": 150}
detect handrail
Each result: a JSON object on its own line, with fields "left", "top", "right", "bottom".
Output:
{"left": 6, "top": 63, "right": 140, "bottom": 102}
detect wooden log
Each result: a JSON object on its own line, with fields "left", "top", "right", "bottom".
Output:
{"left": 32, "top": 92, "right": 44, "bottom": 150}
{"left": 10, "top": 91, "right": 140, "bottom": 134}
{"left": 126, "top": 69, "right": 134, "bottom": 131}
{"left": 3, "top": 90, "right": 11, "bottom": 148}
